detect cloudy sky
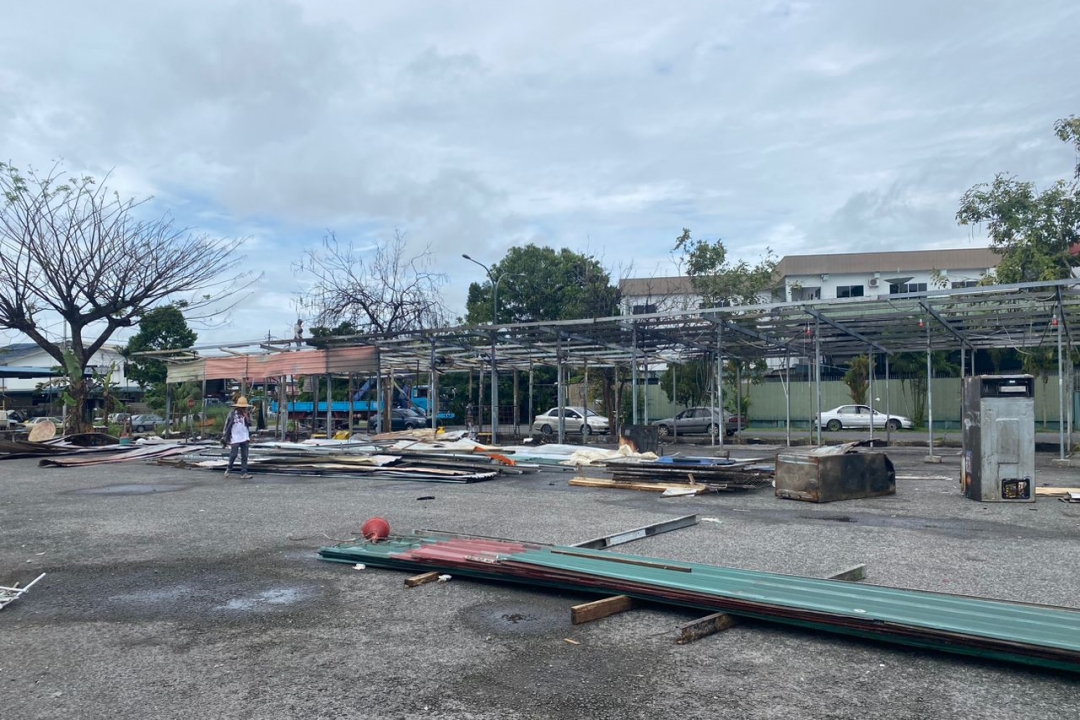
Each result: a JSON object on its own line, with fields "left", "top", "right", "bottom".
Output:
{"left": 2, "top": 0, "right": 1078, "bottom": 347}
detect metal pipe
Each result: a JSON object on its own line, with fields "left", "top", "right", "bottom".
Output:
{"left": 528, "top": 361, "right": 534, "bottom": 437}
{"left": 375, "top": 371, "right": 382, "bottom": 433}
{"left": 736, "top": 360, "right": 742, "bottom": 440}
{"left": 326, "top": 373, "right": 332, "bottom": 436}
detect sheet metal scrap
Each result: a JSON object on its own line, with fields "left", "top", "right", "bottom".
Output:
{"left": 0, "top": 573, "right": 45, "bottom": 610}
{"left": 600, "top": 456, "right": 774, "bottom": 491}
{"left": 320, "top": 535, "right": 1080, "bottom": 673}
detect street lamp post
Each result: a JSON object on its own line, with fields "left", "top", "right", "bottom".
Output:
{"left": 463, "top": 254, "right": 516, "bottom": 444}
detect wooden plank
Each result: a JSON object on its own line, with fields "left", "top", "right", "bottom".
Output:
{"left": 571, "top": 595, "right": 637, "bottom": 625}
{"left": 569, "top": 476, "right": 707, "bottom": 494}
{"left": 1036, "top": 486, "right": 1080, "bottom": 497}
{"left": 404, "top": 571, "right": 441, "bottom": 588}
{"left": 674, "top": 564, "right": 868, "bottom": 644}
{"left": 676, "top": 612, "right": 737, "bottom": 644}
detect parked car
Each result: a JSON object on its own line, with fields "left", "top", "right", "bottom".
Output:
{"left": 22, "top": 416, "right": 63, "bottom": 430}
{"left": 814, "top": 405, "right": 913, "bottom": 431}
{"left": 651, "top": 407, "right": 745, "bottom": 438}
{"left": 531, "top": 407, "right": 610, "bottom": 436}
{"left": 367, "top": 408, "right": 434, "bottom": 432}
{"left": 130, "top": 414, "right": 166, "bottom": 432}
{"left": 108, "top": 412, "right": 131, "bottom": 425}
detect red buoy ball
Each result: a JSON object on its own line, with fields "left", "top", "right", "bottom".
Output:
{"left": 361, "top": 517, "right": 391, "bottom": 541}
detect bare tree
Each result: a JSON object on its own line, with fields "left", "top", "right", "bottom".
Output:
{"left": 0, "top": 163, "right": 247, "bottom": 431}
{"left": 298, "top": 229, "right": 448, "bottom": 334}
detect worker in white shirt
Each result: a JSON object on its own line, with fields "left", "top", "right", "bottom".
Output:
{"left": 221, "top": 396, "right": 252, "bottom": 479}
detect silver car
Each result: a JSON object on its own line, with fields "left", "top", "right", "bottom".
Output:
{"left": 532, "top": 407, "right": 610, "bottom": 436}
{"left": 815, "top": 405, "right": 913, "bottom": 431}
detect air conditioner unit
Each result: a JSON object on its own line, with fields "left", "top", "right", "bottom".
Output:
{"left": 868, "top": 277, "right": 879, "bottom": 287}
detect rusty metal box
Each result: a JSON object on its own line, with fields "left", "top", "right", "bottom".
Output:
{"left": 775, "top": 451, "right": 896, "bottom": 503}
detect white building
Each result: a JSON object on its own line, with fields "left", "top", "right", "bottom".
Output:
{"left": 775, "top": 247, "right": 999, "bottom": 302}
{"left": 0, "top": 342, "right": 132, "bottom": 395}
{"left": 619, "top": 247, "right": 1000, "bottom": 313}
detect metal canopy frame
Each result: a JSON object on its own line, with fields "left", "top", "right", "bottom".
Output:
{"left": 140, "top": 279, "right": 1080, "bottom": 371}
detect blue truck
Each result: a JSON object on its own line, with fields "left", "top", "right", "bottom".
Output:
{"left": 270, "top": 378, "right": 454, "bottom": 420}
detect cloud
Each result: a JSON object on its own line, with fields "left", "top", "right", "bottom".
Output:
{"left": 0, "top": 0, "right": 1077, "bottom": 345}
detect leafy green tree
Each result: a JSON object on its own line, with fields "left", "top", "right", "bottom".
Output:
{"left": 660, "top": 359, "right": 712, "bottom": 407}
{"left": 464, "top": 245, "right": 619, "bottom": 324}
{"left": 890, "top": 351, "right": 959, "bottom": 426}
{"left": 673, "top": 229, "right": 777, "bottom": 306}
{"left": 123, "top": 305, "right": 197, "bottom": 388}
{"left": 1021, "top": 346, "right": 1058, "bottom": 428}
{"left": 957, "top": 117, "right": 1080, "bottom": 283}
{"left": 843, "top": 355, "right": 870, "bottom": 405}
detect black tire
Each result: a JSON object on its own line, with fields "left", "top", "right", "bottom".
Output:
{"left": 726, "top": 429, "right": 735, "bottom": 437}
{"left": 580, "top": 424, "right": 591, "bottom": 436}
{"left": 826, "top": 419, "right": 842, "bottom": 432}
{"left": 540, "top": 424, "right": 553, "bottom": 436}
{"left": 656, "top": 424, "right": 671, "bottom": 438}
{"left": 706, "top": 423, "right": 718, "bottom": 437}
{"left": 404, "top": 423, "right": 417, "bottom": 430}
{"left": 887, "top": 419, "right": 901, "bottom": 432}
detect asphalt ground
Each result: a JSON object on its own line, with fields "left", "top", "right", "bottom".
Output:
{"left": 1, "top": 443, "right": 1079, "bottom": 719}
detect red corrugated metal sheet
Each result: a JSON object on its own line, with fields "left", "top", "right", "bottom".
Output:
{"left": 166, "top": 347, "right": 378, "bottom": 382}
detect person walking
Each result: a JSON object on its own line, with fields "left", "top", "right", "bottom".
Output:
{"left": 222, "top": 396, "right": 252, "bottom": 479}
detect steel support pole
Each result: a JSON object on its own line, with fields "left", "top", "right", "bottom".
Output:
{"left": 1059, "top": 316, "right": 1065, "bottom": 460}
{"left": 557, "top": 337, "right": 566, "bottom": 443}
{"left": 528, "top": 361, "right": 534, "bottom": 436}
{"left": 348, "top": 373, "right": 355, "bottom": 435}
{"left": 736, "top": 361, "right": 742, "bottom": 436}
{"left": 164, "top": 384, "right": 171, "bottom": 437}
{"left": 491, "top": 332, "right": 498, "bottom": 445}
{"left": 784, "top": 352, "right": 791, "bottom": 447}
{"left": 885, "top": 355, "right": 891, "bottom": 446}
{"left": 672, "top": 362, "right": 678, "bottom": 444}
{"left": 717, "top": 324, "right": 725, "bottom": 450}
{"left": 375, "top": 371, "right": 382, "bottom": 434}
{"left": 513, "top": 369, "right": 519, "bottom": 436}
{"left": 631, "top": 329, "right": 639, "bottom": 425}
{"left": 814, "top": 322, "right": 822, "bottom": 446}
{"left": 326, "top": 374, "right": 332, "bottom": 436}
{"left": 868, "top": 349, "right": 874, "bottom": 441}
{"left": 710, "top": 353, "right": 716, "bottom": 448}
{"left": 926, "top": 325, "right": 934, "bottom": 457}
{"left": 430, "top": 340, "right": 439, "bottom": 433}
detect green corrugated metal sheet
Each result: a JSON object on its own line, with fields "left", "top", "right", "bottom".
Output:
{"left": 320, "top": 536, "right": 1080, "bottom": 672}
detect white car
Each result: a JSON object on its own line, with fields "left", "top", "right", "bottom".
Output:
{"left": 532, "top": 407, "right": 610, "bottom": 436}
{"left": 815, "top": 405, "right": 913, "bottom": 431}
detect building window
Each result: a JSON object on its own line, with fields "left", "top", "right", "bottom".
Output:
{"left": 836, "top": 285, "right": 864, "bottom": 298}
{"left": 888, "top": 282, "right": 927, "bottom": 294}
{"left": 951, "top": 280, "right": 978, "bottom": 289}
{"left": 631, "top": 303, "right": 657, "bottom": 315}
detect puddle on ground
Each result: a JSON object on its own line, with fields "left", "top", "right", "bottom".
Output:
{"left": 218, "top": 587, "right": 307, "bottom": 611}
{"left": 460, "top": 599, "right": 570, "bottom": 636}
{"left": 72, "top": 483, "right": 191, "bottom": 495}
